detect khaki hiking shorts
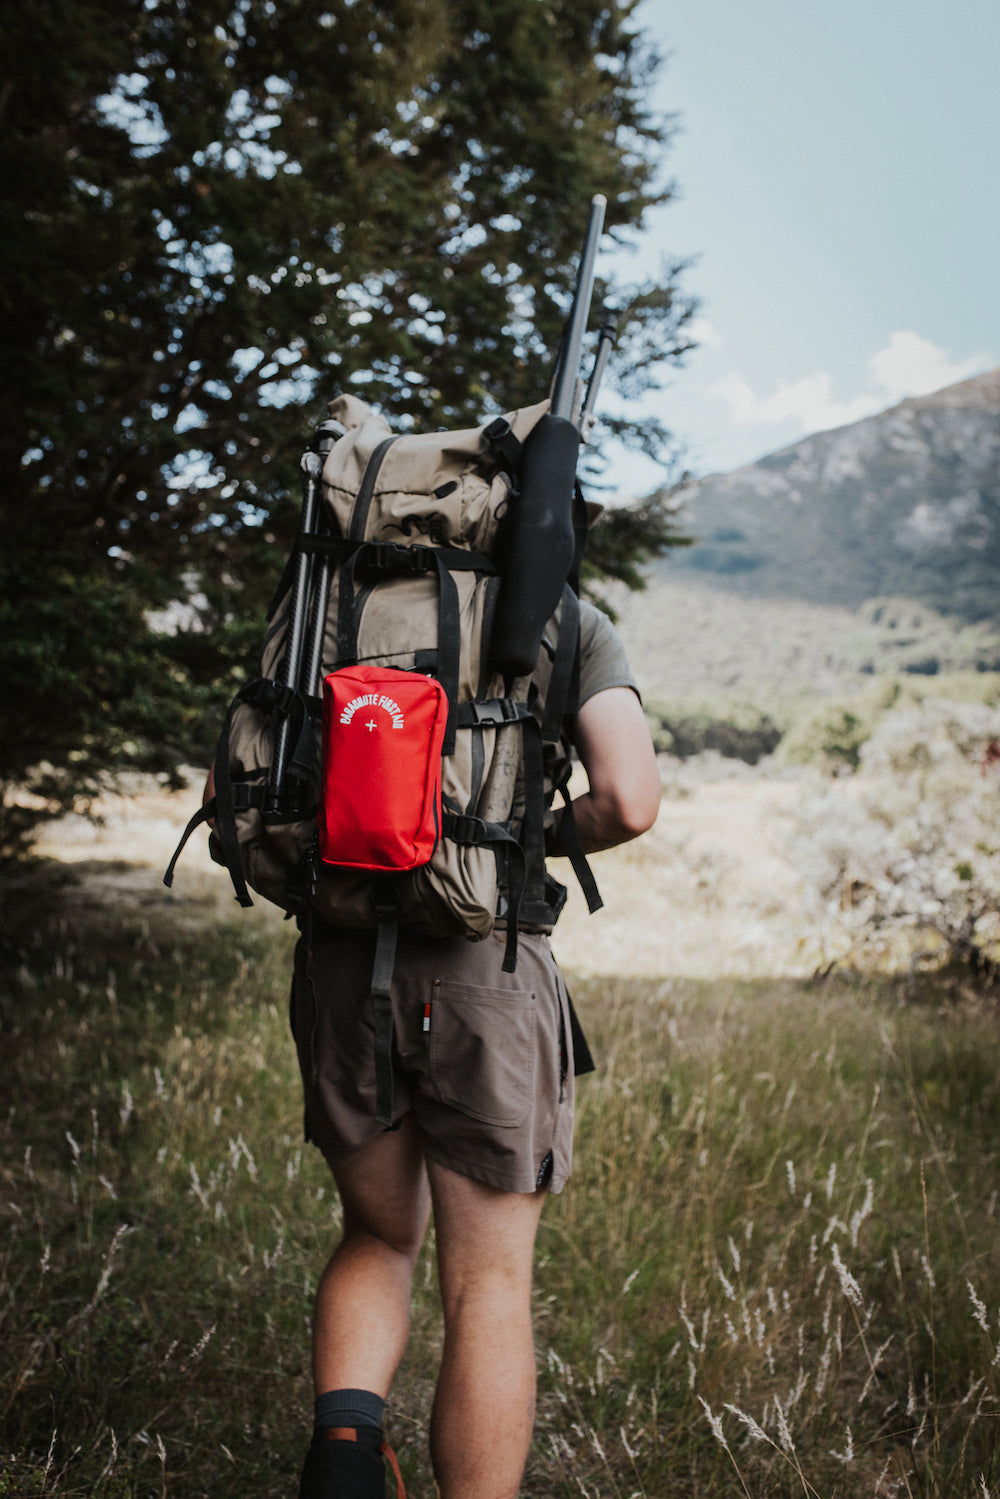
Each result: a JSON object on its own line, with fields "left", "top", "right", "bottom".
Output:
{"left": 290, "top": 922, "right": 576, "bottom": 1194}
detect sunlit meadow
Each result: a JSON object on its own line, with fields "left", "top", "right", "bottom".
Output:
{"left": 4, "top": 694, "right": 1000, "bottom": 1497}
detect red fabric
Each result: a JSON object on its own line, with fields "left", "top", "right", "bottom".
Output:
{"left": 319, "top": 664, "right": 448, "bottom": 872}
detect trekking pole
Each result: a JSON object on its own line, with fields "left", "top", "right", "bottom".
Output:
{"left": 299, "top": 420, "right": 346, "bottom": 698}
{"left": 266, "top": 418, "right": 344, "bottom": 816}
{"left": 550, "top": 193, "right": 606, "bottom": 426}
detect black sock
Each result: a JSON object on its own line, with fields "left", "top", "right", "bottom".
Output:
{"left": 313, "top": 1387, "right": 385, "bottom": 1438}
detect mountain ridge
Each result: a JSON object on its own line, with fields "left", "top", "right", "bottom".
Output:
{"left": 611, "top": 367, "right": 1000, "bottom": 702}
{"left": 654, "top": 365, "right": 1000, "bottom": 622}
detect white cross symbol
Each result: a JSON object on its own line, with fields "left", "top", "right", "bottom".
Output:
{"left": 365, "top": 718, "right": 379, "bottom": 732}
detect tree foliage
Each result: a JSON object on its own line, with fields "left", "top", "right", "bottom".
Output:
{"left": 1, "top": 0, "right": 694, "bottom": 849}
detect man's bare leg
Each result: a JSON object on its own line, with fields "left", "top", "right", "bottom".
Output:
{"left": 426, "top": 1157, "right": 547, "bottom": 1499}
{"left": 315, "top": 1114, "right": 431, "bottom": 1397}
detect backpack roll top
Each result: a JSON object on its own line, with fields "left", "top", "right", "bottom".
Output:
{"left": 321, "top": 393, "right": 549, "bottom": 557}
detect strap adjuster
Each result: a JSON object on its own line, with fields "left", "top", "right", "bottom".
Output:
{"left": 361, "top": 541, "right": 433, "bottom": 576}
{"left": 444, "top": 813, "right": 490, "bottom": 845}
{"left": 458, "top": 698, "right": 525, "bottom": 728}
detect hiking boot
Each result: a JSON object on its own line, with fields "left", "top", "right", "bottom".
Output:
{"left": 298, "top": 1425, "right": 405, "bottom": 1499}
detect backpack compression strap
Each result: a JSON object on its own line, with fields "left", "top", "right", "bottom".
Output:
{"left": 335, "top": 541, "right": 500, "bottom": 756}
{"left": 513, "top": 585, "right": 602, "bottom": 926}
{"left": 163, "top": 796, "right": 218, "bottom": 894}
{"left": 370, "top": 879, "right": 400, "bottom": 1127}
{"left": 162, "top": 692, "right": 259, "bottom": 908}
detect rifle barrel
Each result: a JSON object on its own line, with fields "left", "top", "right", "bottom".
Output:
{"left": 550, "top": 194, "right": 606, "bottom": 423}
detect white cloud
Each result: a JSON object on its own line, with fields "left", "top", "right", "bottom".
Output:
{"left": 709, "top": 369, "right": 876, "bottom": 431}
{"left": 708, "top": 331, "right": 994, "bottom": 436}
{"left": 867, "top": 331, "right": 991, "bottom": 404}
{"left": 688, "top": 315, "right": 723, "bottom": 349}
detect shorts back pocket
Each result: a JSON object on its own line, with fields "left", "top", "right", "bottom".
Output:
{"left": 428, "top": 980, "right": 536, "bottom": 1128}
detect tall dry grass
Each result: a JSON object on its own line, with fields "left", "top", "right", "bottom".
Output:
{"left": 532, "top": 972, "right": 1000, "bottom": 1497}
{"left": 2, "top": 889, "right": 1000, "bottom": 1497}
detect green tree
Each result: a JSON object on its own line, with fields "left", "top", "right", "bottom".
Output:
{"left": 1, "top": 0, "right": 694, "bottom": 852}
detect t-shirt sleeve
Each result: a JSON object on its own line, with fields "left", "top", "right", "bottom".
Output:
{"left": 577, "top": 599, "right": 640, "bottom": 706}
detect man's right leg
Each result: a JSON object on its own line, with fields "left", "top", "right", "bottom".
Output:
{"left": 317, "top": 1113, "right": 431, "bottom": 1396}
{"left": 426, "top": 1157, "right": 547, "bottom": 1499}
{"left": 299, "top": 1117, "right": 430, "bottom": 1499}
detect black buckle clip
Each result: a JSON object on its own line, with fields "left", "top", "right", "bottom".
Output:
{"left": 446, "top": 813, "right": 490, "bottom": 845}
{"left": 468, "top": 698, "right": 522, "bottom": 727}
{"left": 361, "top": 541, "right": 432, "bottom": 576}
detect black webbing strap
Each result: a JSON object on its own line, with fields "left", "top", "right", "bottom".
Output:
{"left": 239, "top": 674, "right": 322, "bottom": 720}
{"left": 432, "top": 552, "right": 461, "bottom": 754}
{"left": 442, "top": 807, "right": 525, "bottom": 971}
{"left": 431, "top": 547, "right": 499, "bottom": 574}
{"left": 519, "top": 713, "right": 548, "bottom": 908}
{"left": 568, "top": 993, "right": 596, "bottom": 1076}
{"left": 163, "top": 774, "right": 267, "bottom": 905}
{"left": 568, "top": 478, "right": 590, "bottom": 596}
{"left": 211, "top": 699, "right": 254, "bottom": 907}
{"left": 500, "top": 839, "right": 526, "bottom": 973}
{"left": 335, "top": 549, "right": 363, "bottom": 665}
{"left": 556, "top": 786, "right": 603, "bottom": 913}
{"left": 541, "top": 584, "right": 581, "bottom": 741}
{"left": 371, "top": 883, "right": 401, "bottom": 1127}
{"left": 483, "top": 416, "right": 523, "bottom": 475}
{"left": 287, "top": 694, "right": 320, "bottom": 781}
{"left": 163, "top": 796, "right": 217, "bottom": 892}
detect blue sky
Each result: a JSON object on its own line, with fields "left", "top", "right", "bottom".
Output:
{"left": 608, "top": 0, "right": 1000, "bottom": 486}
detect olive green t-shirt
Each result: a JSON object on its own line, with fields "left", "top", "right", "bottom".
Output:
{"left": 576, "top": 598, "right": 639, "bottom": 709}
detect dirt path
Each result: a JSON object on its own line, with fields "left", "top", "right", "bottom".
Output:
{"left": 27, "top": 765, "right": 830, "bottom": 978}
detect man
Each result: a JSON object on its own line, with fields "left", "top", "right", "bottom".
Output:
{"left": 289, "top": 598, "right": 661, "bottom": 1499}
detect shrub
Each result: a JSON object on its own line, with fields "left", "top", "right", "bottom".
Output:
{"left": 789, "top": 698, "right": 1000, "bottom": 974}
{"left": 645, "top": 701, "right": 782, "bottom": 764}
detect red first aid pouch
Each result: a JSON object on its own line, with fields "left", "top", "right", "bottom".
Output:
{"left": 318, "top": 664, "right": 449, "bottom": 872}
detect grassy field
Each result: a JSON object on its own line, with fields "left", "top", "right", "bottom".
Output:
{"left": 3, "top": 885, "right": 1000, "bottom": 1498}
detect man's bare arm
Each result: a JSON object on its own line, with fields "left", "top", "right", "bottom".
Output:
{"left": 556, "top": 686, "right": 661, "bottom": 854}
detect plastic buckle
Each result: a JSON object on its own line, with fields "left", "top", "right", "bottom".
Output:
{"left": 446, "top": 813, "right": 489, "bottom": 845}
{"left": 365, "top": 541, "right": 431, "bottom": 575}
{"left": 468, "top": 698, "right": 521, "bottom": 727}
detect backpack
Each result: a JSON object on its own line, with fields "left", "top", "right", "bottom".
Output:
{"left": 165, "top": 393, "right": 602, "bottom": 1121}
